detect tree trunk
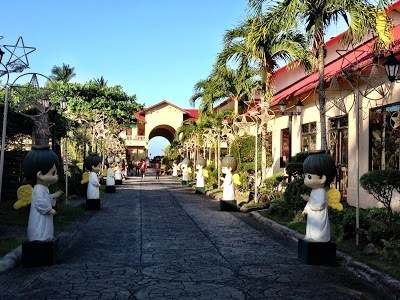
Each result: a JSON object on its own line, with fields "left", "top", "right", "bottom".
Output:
{"left": 261, "top": 68, "right": 274, "bottom": 181}
{"left": 261, "top": 126, "right": 267, "bottom": 181}
{"left": 33, "top": 113, "right": 50, "bottom": 148}
{"left": 316, "top": 29, "right": 328, "bottom": 151}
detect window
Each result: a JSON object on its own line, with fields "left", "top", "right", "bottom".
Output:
{"left": 281, "top": 128, "right": 289, "bottom": 167}
{"left": 301, "top": 122, "right": 317, "bottom": 152}
{"left": 265, "top": 131, "right": 272, "bottom": 155}
{"left": 370, "top": 103, "right": 400, "bottom": 170}
{"left": 328, "top": 116, "right": 348, "bottom": 198}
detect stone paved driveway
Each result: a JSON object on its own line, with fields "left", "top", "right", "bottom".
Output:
{"left": 0, "top": 171, "right": 388, "bottom": 299}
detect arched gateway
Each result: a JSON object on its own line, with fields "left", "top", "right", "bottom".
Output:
{"left": 121, "top": 100, "right": 198, "bottom": 161}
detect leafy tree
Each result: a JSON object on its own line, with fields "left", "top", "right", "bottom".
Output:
{"left": 248, "top": 0, "right": 393, "bottom": 150}
{"left": 63, "top": 81, "right": 143, "bottom": 135}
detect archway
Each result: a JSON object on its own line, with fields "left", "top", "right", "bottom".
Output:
{"left": 148, "top": 136, "right": 170, "bottom": 158}
{"left": 148, "top": 124, "right": 175, "bottom": 159}
{"left": 148, "top": 124, "right": 176, "bottom": 143}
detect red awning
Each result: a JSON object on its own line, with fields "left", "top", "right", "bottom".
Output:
{"left": 270, "top": 24, "right": 400, "bottom": 107}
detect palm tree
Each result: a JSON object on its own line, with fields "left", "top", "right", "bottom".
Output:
{"left": 218, "top": 15, "right": 312, "bottom": 180}
{"left": 219, "top": 15, "right": 312, "bottom": 101}
{"left": 93, "top": 76, "right": 108, "bottom": 88}
{"left": 190, "top": 63, "right": 258, "bottom": 118}
{"left": 189, "top": 72, "right": 226, "bottom": 116}
{"left": 50, "top": 63, "right": 76, "bottom": 84}
{"left": 248, "top": 0, "right": 393, "bottom": 150}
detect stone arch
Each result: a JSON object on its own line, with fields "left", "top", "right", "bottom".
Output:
{"left": 148, "top": 124, "right": 176, "bottom": 143}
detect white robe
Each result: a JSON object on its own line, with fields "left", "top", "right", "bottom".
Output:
{"left": 303, "top": 188, "right": 330, "bottom": 242}
{"left": 115, "top": 166, "right": 122, "bottom": 180}
{"left": 172, "top": 165, "right": 178, "bottom": 176}
{"left": 196, "top": 168, "right": 204, "bottom": 188}
{"left": 222, "top": 173, "right": 235, "bottom": 200}
{"left": 27, "top": 184, "right": 56, "bottom": 241}
{"left": 106, "top": 168, "right": 115, "bottom": 186}
{"left": 182, "top": 165, "right": 189, "bottom": 181}
{"left": 87, "top": 171, "right": 100, "bottom": 199}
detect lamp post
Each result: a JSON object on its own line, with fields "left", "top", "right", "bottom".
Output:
{"left": 211, "top": 120, "right": 234, "bottom": 189}
{"left": 0, "top": 37, "right": 36, "bottom": 202}
{"left": 383, "top": 51, "right": 400, "bottom": 82}
{"left": 279, "top": 99, "right": 304, "bottom": 166}
{"left": 233, "top": 106, "right": 275, "bottom": 203}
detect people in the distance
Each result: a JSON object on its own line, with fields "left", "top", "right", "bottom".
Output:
{"left": 140, "top": 159, "right": 147, "bottom": 179}
{"left": 22, "top": 146, "right": 64, "bottom": 241}
{"left": 155, "top": 160, "right": 161, "bottom": 179}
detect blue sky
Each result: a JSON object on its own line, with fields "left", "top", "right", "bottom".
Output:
{"left": 1, "top": 1, "right": 252, "bottom": 156}
{"left": 1, "top": 1, "right": 346, "bottom": 157}
{"left": 1, "top": 0, "right": 250, "bottom": 109}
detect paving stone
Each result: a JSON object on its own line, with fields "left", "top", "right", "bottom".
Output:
{"left": 0, "top": 170, "right": 396, "bottom": 299}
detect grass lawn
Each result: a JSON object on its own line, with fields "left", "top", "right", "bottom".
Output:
{"left": 0, "top": 198, "right": 85, "bottom": 257}
{"left": 258, "top": 210, "right": 400, "bottom": 281}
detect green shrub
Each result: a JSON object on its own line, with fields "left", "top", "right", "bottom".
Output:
{"left": 285, "top": 151, "right": 309, "bottom": 179}
{"left": 360, "top": 168, "right": 400, "bottom": 232}
{"left": 266, "top": 197, "right": 291, "bottom": 220}
{"left": 259, "top": 173, "right": 286, "bottom": 203}
{"left": 283, "top": 176, "right": 311, "bottom": 218}
{"left": 237, "top": 171, "right": 252, "bottom": 193}
{"left": 381, "top": 239, "right": 400, "bottom": 262}
{"left": 205, "top": 162, "right": 218, "bottom": 189}
{"left": 331, "top": 206, "right": 370, "bottom": 240}
{"left": 67, "top": 163, "right": 86, "bottom": 197}
{"left": 231, "top": 136, "right": 263, "bottom": 173}
{"left": 367, "top": 225, "right": 393, "bottom": 246}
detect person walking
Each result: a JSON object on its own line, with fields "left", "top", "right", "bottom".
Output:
{"left": 140, "top": 159, "right": 147, "bottom": 179}
{"left": 135, "top": 160, "right": 140, "bottom": 176}
{"left": 121, "top": 159, "right": 127, "bottom": 178}
{"left": 155, "top": 160, "right": 161, "bottom": 179}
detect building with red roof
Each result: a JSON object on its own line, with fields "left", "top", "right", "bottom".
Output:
{"left": 120, "top": 100, "right": 198, "bottom": 161}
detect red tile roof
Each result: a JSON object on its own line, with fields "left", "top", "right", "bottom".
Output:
{"left": 270, "top": 22, "right": 400, "bottom": 108}
{"left": 134, "top": 100, "right": 199, "bottom": 123}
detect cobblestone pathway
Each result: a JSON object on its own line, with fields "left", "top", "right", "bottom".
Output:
{"left": 0, "top": 170, "right": 388, "bottom": 299}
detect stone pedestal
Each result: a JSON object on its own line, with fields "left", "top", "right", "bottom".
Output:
{"left": 115, "top": 179, "right": 123, "bottom": 185}
{"left": 22, "top": 238, "right": 58, "bottom": 267}
{"left": 181, "top": 180, "right": 188, "bottom": 186}
{"left": 86, "top": 198, "right": 101, "bottom": 210}
{"left": 298, "top": 237, "right": 336, "bottom": 266}
{"left": 219, "top": 199, "right": 239, "bottom": 211}
{"left": 105, "top": 185, "right": 116, "bottom": 193}
{"left": 195, "top": 187, "right": 205, "bottom": 194}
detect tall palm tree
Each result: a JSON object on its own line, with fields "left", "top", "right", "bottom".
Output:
{"left": 190, "top": 63, "right": 257, "bottom": 117}
{"left": 50, "top": 63, "right": 76, "bottom": 84}
{"left": 219, "top": 15, "right": 312, "bottom": 101}
{"left": 93, "top": 76, "right": 108, "bottom": 88}
{"left": 189, "top": 73, "right": 226, "bottom": 116}
{"left": 218, "top": 15, "right": 312, "bottom": 180}
{"left": 248, "top": 0, "right": 393, "bottom": 150}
